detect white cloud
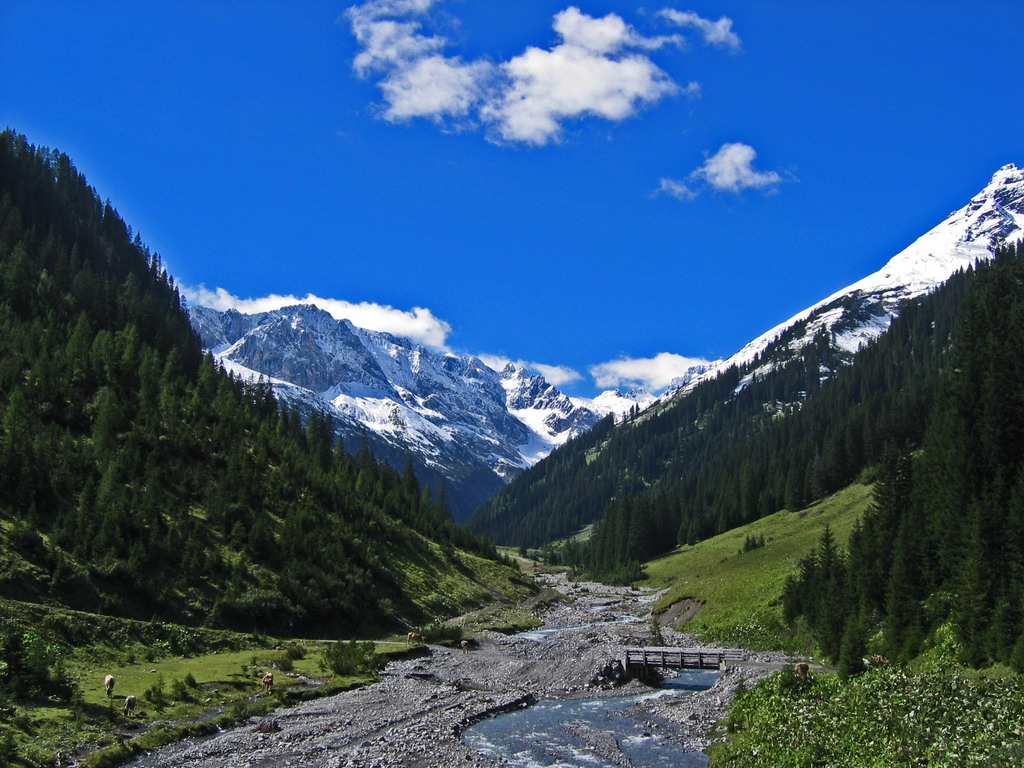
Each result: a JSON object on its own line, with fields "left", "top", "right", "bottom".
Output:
{"left": 380, "top": 54, "right": 494, "bottom": 121}
{"left": 343, "top": 2, "right": 714, "bottom": 145}
{"left": 532, "top": 362, "right": 583, "bottom": 387}
{"left": 346, "top": 0, "right": 493, "bottom": 125}
{"left": 658, "top": 9, "right": 742, "bottom": 52}
{"left": 183, "top": 285, "right": 453, "bottom": 351}
{"left": 659, "top": 142, "right": 783, "bottom": 200}
{"left": 656, "top": 176, "right": 698, "bottom": 200}
{"left": 589, "top": 352, "right": 712, "bottom": 391}
{"left": 477, "top": 354, "right": 583, "bottom": 387}
{"left": 695, "top": 142, "right": 782, "bottom": 192}
{"left": 482, "top": 8, "right": 680, "bottom": 145}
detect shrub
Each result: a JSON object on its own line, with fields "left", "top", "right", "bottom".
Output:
{"left": 143, "top": 674, "right": 167, "bottom": 710}
{"left": 0, "top": 730, "right": 17, "bottom": 764}
{"left": 170, "top": 677, "right": 192, "bottom": 702}
{"left": 282, "top": 643, "right": 306, "bottom": 660}
{"left": 320, "top": 640, "right": 383, "bottom": 678}
{"left": 422, "top": 622, "right": 463, "bottom": 645}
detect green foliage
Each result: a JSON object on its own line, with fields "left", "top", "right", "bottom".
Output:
{"left": 282, "top": 643, "right": 306, "bottom": 661}
{"left": 143, "top": 673, "right": 167, "bottom": 710}
{"left": 0, "top": 128, "right": 523, "bottom": 639}
{"left": 740, "top": 533, "right": 766, "bottom": 554}
{"left": 319, "top": 640, "right": 384, "bottom": 678}
{"left": 713, "top": 667, "right": 1024, "bottom": 767}
{"left": 421, "top": 621, "right": 463, "bottom": 645}
{"left": 782, "top": 241, "right": 1024, "bottom": 669}
{"left": 0, "top": 730, "right": 17, "bottom": 764}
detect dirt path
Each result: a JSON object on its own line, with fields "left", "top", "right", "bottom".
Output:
{"left": 122, "top": 574, "right": 787, "bottom": 768}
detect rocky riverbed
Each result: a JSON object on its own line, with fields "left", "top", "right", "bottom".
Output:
{"left": 124, "top": 573, "right": 788, "bottom": 768}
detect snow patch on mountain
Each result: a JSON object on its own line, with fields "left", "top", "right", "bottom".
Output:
{"left": 680, "top": 163, "right": 1024, "bottom": 394}
{"left": 189, "top": 303, "right": 661, "bottom": 518}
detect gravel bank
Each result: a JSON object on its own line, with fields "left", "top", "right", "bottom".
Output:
{"left": 124, "top": 573, "right": 788, "bottom": 767}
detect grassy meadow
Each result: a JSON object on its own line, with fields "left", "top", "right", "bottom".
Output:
{"left": 0, "top": 599, "right": 419, "bottom": 767}
{"left": 643, "top": 483, "right": 873, "bottom": 650}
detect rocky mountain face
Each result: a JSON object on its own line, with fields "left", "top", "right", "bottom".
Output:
{"left": 670, "top": 163, "right": 1024, "bottom": 399}
{"left": 189, "top": 304, "right": 612, "bottom": 521}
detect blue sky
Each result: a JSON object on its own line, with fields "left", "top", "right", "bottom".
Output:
{"left": 3, "top": 0, "right": 1022, "bottom": 396}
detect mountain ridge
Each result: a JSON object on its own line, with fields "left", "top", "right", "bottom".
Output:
{"left": 468, "top": 163, "right": 1024, "bottom": 549}
{"left": 671, "top": 163, "right": 1024, "bottom": 397}
{"left": 189, "top": 303, "right": 646, "bottom": 519}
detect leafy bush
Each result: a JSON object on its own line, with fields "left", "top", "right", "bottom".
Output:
{"left": 282, "top": 643, "right": 306, "bottom": 660}
{"left": 422, "top": 621, "right": 463, "bottom": 645}
{"left": 0, "top": 730, "right": 17, "bottom": 764}
{"left": 320, "top": 640, "right": 383, "bottom": 678}
{"left": 143, "top": 674, "right": 167, "bottom": 710}
{"left": 713, "top": 667, "right": 1024, "bottom": 767}
{"left": 170, "top": 677, "right": 192, "bottom": 702}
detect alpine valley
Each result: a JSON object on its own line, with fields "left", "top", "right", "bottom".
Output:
{"left": 189, "top": 164, "right": 1024, "bottom": 526}
{"left": 5, "top": 124, "right": 1024, "bottom": 768}
{"left": 469, "top": 163, "right": 1024, "bottom": 549}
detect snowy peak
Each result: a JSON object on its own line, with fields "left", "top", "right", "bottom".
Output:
{"left": 188, "top": 305, "right": 609, "bottom": 519}
{"left": 685, "top": 164, "right": 1024, "bottom": 390}
{"left": 585, "top": 387, "right": 657, "bottom": 420}
{"left": 498, "top": 363, "right": 602, "bottom": 447}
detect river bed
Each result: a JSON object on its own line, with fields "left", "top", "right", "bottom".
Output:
{"left": 116, "top": 573, "right": 785, "bottom": 768}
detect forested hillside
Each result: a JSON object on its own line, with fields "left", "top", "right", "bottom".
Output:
{"left": 784, "top": 242, "right": 1024, "bottom": 670}
{"left": 0, "top": 130, "right": 523, "bottom": 637}
{"left": 470, "top": 255, "right": 976, "bottom": 579}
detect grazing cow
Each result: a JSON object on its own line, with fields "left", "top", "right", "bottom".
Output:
{"left": 103, "top": 674, "right": 115, "bottom": 698}
{"left": 794, "top": 662, "right": 810, "bottom": 678}
{"left": 262, "top": 671, "right": 274, "bottom": 691}
{"left": 123, "top": 695, "right": 136, "bottom": 717}
{"left": 460, "top": 640, "right": 471, "bottom": 654}
{"left": 407, "top": 631, "right": 423, "bottom": 645}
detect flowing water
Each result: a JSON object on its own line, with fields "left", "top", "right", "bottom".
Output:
{"left": 461, "top": 668, "right": 717, "bottom": 767}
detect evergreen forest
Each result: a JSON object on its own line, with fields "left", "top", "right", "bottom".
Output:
{"left": 469, "top": 245, "right": 981, "bottom": 581}
{"left": 783, "top": 243, "right": 1024, "bottom": 671}
{"left": 0, "top": 129, "right": 515, "bottom": 640}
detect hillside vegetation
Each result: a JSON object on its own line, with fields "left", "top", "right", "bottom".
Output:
{"left": 783, "top": 243, "right": 1024, "bottom": 672}
{"left": 471, "top": 245, "right": 971, "bottom": 585}
{"left": 0, "top": 129, "right": 533, "bottom": 760}
{"left": 644, "top": 482, "right": 871, "bottom": 650}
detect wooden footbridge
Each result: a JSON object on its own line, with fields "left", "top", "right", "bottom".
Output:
{"left": 624, "top": 647, "right": 744, "bottom": 675}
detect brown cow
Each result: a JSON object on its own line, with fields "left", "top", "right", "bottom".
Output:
{"left": 103, "top": 674, "right": 115, "bottom": 698}
{"left": 262, "top": 671, "right": 274, "bottom": 691}
{"left": 123, "top": 695, "right": 136, "bottom": 717}
{"left": 459, "top": 640, "right": 471, "bottom": 654}
{"left": 794, "top": 662, "right": 810, "bottom": 678}
{"left": 407, "top": 631, "right": 423, "bottom": 645}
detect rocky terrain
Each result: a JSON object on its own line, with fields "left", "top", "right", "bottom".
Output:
{"left": 125, "top": 574, "right": 787, "bottom": 768}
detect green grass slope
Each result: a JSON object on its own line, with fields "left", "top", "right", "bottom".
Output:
{"left": 643, "top": 482, "right": 872, "bottom": 650}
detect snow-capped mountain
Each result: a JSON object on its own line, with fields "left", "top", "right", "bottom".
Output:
{"left": 674, "top": 163, "right": 1024, "bottom": 396}
{"left": 188, "top": 304, "right": 608, "bottom": 520}
{"left": 582, "top": 387, "right": 658, "bottom": 419}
